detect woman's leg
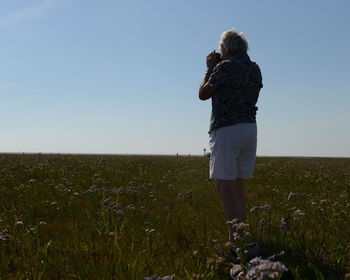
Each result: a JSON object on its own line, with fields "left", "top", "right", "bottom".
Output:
{"left": 234, "top": 178, "right": 246, "bottom": 221}
{"left": 216, "top": 178, "right": 246, "bottom": 242}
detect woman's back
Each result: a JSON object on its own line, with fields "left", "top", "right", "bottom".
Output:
{"left": 208, "top": 53, "right": 263, "bottom": 132}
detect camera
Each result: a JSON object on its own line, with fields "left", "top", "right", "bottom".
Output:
{"left": 214, "top": 52, "right": 221, "bottom": 61}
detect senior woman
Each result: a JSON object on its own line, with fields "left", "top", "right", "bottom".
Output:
{"left": 199, "top": 30, "right": 263, "bottom": 243}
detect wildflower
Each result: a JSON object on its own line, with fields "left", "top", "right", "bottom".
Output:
{"left": 114, "top": 210, "right": 125, "bottom": 217}
{"left": 38, "top": 221, "right": 47, "bottom": 226}
{"left": 260, "top": 204, "right": 272, "bottom": 210}
{"left": 227, "top": 220, "right": 250, "bottom": 241}
{"left": 227, "top": 218, "right": 240, "bottom": 225}
{"left": 177, "top": 192, "right": 184, "bottom": 199}
{"left": 143, "top": 275, "right": 175, "bottom": 280}
{"left": 54, "top": 184, "right": 66, "bottom": 191}
{"left": 0, "top": 230, "right": 12, "bottom": 243}
{"left": 276, "top": 251, "right": 286, "bottom": 256}
{"left": 111, "top": 187, "right": 123, "bottom": 194}
{"left": 293, "top": 209, "right": 305, "bottom": 216}
{"left": 27, "top": 227, "right": 37, "bottom": 234}
{"left": 250, "top": 205, "right": 271, "bottom": 213}
{"left": 287, "top": 192, "right": 303, "bottom": 200}
{"left": 246, "top": 257, "right": 288, "bottom": 279}
{"left": 291, "top": 209, "right": 305, "bottom": 220}
{"left": 279, "top": 218, "right": 288, "bottom": 229}
{"left": 206, "top": 256, "right": 226, "bottom": 271}
{"left": 258, "top": 218, "right": 266, "bottom": 227}
{"left": 187, "top": 190, "right": 193, "bottom": 199}
{"left": 84, "top": 185, "right": 122, "bottom": 194}
{"left": 145, "top": 228, "right": 156, "bottom": 235}
{"left": 225, "top": 241, "right": 235, "bottom": 248}
{"left": 207, "top": 257, "right": 214, "bottom": 268}
{"left": 15, "top": 221, "right": 23, "bottom": 226}
{"left": 126, "top": 204, "right": 136, "bottom": 210}
{"left": 104, "top": 197, "right": 121, "bottom": 212}
{"left": 125, "top": 186, "right": 140, "bottom": 194}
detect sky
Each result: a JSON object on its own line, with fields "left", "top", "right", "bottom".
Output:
{"left": 0, "top": 0, "right": 349, "bottom": 157}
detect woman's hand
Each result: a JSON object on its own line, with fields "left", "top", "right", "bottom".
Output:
{"left": 206, "top": 50, "right": 221, "bottom": 70}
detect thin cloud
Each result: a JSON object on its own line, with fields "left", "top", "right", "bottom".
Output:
{"left": 79, "top": 115, "right": 99, "bottom": 121}
{"left": 14, "top": 92, "right": 43, "bottom": 104}
{"left": 0, "top": 82, "right": 16, "bottom": 90}
{"left": 0, "top": 0, "right": 63, "bottom": 28}
{"left": 15, "top": 95, "right": 35, "bottom": 104}
{"left": 79, "top": 114, "right": 109, "bottom": 121}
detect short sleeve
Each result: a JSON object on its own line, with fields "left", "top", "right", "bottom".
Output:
{"left": 208, "top": 61, "right": 228, "bottom": 88}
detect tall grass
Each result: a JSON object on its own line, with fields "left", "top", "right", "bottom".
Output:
{"left": 0, "top": 154, "right": 349, "bottom": 279}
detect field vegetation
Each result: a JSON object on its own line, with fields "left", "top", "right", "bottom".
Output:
{"left": 0, "top": 154, "right": 349, "bottom": 279}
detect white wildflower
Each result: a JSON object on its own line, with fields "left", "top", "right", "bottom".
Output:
{"left": 246, "top": 257, "right": 288, "bottom": 279}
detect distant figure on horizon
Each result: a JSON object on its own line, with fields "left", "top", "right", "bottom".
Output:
{"left": 198, "top": 30, "right": 263, "bottom": 242}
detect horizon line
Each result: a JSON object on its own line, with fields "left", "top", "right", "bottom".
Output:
{"left": 0, "top": 152, "right": 349, "bottom": 159}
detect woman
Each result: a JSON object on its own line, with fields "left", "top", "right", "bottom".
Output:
{"left": 199, "top": 30, "right": 263, "bottom": 243}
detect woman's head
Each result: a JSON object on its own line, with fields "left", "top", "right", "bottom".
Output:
{"left": 218, "top": 30, "right": 248, "bottom": 58}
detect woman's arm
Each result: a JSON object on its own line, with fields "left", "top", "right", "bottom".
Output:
{"left": 199, "top": 51, "right": 220, "bottom": 101}
{"left": 199, "top": 70, "right": 217, "bottom": 100}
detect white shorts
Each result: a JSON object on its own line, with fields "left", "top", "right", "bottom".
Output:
{"left": 209, "top": 123, "right": 257, "bottom": 180}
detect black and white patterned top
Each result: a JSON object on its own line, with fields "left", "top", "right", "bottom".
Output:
{"left": 208, "top": 53, "right": 263, "bottom": 133}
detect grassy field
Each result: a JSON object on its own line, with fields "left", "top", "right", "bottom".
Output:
{"left": 0, "top": 154, "right": 349, "bottom": 279}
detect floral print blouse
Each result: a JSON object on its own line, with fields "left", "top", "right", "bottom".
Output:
{"left": 208, "top": 53, "right": 263, "bottom": 133}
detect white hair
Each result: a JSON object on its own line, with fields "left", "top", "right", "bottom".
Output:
{"left": 218, "top": 30, "right": 249, "bottom": 56}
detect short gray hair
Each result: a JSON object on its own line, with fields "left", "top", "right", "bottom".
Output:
{"left": 218, "top": 30, "right": 248, "bottom": 56}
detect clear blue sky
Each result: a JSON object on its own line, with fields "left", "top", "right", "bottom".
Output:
{"left": 1, "top": 0, "right": 349, "bottom": 157}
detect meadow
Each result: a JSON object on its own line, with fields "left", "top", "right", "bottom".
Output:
{"left": 0, "top": 154, "right": 349, "bottom": 279}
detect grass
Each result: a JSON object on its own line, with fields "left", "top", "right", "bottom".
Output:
{"left": 0, "top": 154, "right": 349, "bottom": 279}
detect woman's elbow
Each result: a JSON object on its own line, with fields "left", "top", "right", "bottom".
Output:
{"left": 199, "top": 83, "right": 215, "bottom": 100}
{"left": 199, "top": 90, "right": 209, "bottom": 101}
{"left": 199, "top": 94, "right": 206, "bottom": 101}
